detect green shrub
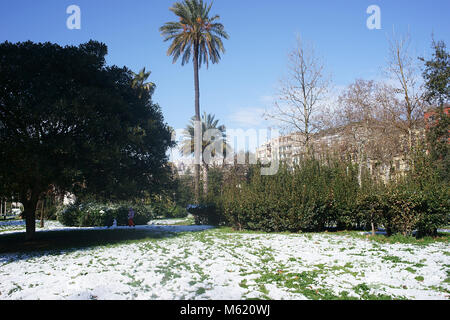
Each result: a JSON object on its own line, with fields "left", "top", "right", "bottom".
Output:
{"left": 414, "top": 187, "right": 449, "bottom": 237}
{"left": 147, "top": 195, "right": 187, "bottom": 219}
{"left": 165, "top": 205, "right": 188, "bottom": 219}
{"left": 57, "top": 204, "right": 81, "bottom": 227}
{"left": 131, "top": 204, "right": 155, "bottom": 225}
{"left": 220, "top": 160, "right": 364, "bottom": 233}
{"left": 187, "top": 204, "right": 223, "bottom": 226}
{"left": 377, "top": 188, "right": 423, "bottom": 236}
{"left": 355, "top": 193, "right": 383, "bottom": 232}
{"left": 77, "top": 203, "right": 115, "bottom": 227}
{"left": 57, "top": 201, "right": 156, "bottom": 227}
{"left": 218, "top": 153, "right": 448, "bottom": 237}
{"left": 105, "top": 203, "right": 155, "bottom": 227}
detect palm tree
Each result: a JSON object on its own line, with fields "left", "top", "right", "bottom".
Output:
{"left": 181, "top": 112, "right": 230, "bottom": 196}
{"left": 131, "top": 67, "right": 155, "bottom": 97}
{"left": 160, "top": 0, "right": 229, "bottom": 202}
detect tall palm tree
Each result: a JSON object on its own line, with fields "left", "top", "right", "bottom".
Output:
{"left": 160, "top": 0, "right": 229, "bottom": 202}
{"left": 181, "top": 112, "right": 230, "bottom": 196}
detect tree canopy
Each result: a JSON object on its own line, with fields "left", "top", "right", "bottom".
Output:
{"left": 159, "top": 0, "right": 229, "bottom": 68}
{"left": 420, "top": 38, "right": 450, "bottom": 106}
{"left": 0, "top": 40, "right": 174, "bottom": 239}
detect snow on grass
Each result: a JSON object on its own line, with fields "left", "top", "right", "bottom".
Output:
{"left": 0, "top": 219, "right": 65, "bottom": 234}
{"left": 0, "top": 226, "right": 449, "bottom": 300}
{"left": 148, "top": 217, "right": 193, "bottom": 226}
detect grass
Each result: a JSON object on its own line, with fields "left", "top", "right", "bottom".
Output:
{"left": 405, "top": 267, "right": 417, "bottom": 274}
{"left": 215, "top": 226, "right": 450, "bottom": 245}
{"left": 415, "top": 276, "right": 425, "bottom": 282}
{"left": 363, "top": 233, "right": 450, "bottom": 245}
{"left": 4, "top": 222, "right": 447, "bottom": 255}
{"left": 1, "top": 223, "right": 448, "bottom": 300}
{"left": 253, "top": 269, "right": 394, "bottom": 300}
{"left": 382, "top": 255, "right": 413, "bottom": 265}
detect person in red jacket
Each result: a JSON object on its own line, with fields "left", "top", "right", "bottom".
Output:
{"left": 128, "top": 207, "right": 135, "bottom": 227}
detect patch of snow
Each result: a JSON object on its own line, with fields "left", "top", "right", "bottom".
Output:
{"left": 0, "top": 227, "right": 448, "bottom": 300}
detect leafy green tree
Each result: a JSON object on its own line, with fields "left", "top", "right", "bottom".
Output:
{"left": 0, "top": 40, "right": 174, "bottom": 240}
{"left": 420, "top": 38, "right": 450, "bottom": 107}
{"left": 420, "top": 38, "right": 450, "bottom": 180}
{"left": 426, "top": 110, "right": 449, "bottom": 181}
{"left": 160, "top": 0, "right": 229, "bottom": 202}
{"left": 180, "top": 112, "right": 229, "bottom": 196}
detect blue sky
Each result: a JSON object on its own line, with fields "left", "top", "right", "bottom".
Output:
{"left": 1, "top": 0, "right": 449, "bottom": 156}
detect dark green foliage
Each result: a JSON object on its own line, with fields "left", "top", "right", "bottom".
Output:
{"left": 356, "top": 185, "right": 448, "bottom": 238}
{"left": 113, "top": 204, "right": 155, "bottom": 227}
{"left": 414, "top": 187, "right": 449, "bottom": 237}
{"left": 378, "top": 188, "right": 425, "bottom": 236}
{"left": 164, "top": 205, "right": 189, "bottom": 219}
{"left": 163, "top": 206, "right": 186, "bottom": 219}
{"left": 124, "top": 204, "right": 155, "bottom": 226}
{"left": 426, "top": 108, "right": 450, "bottom": 181}
{"left": 57, "top": 205, "right": 82, "bottom": 227}
{"left": 173, "top": 174, "right": 195, "bottom": 208}
{"left": 147, "top": 192, "right": 188, "bottom": 219}
{"left": 421, "top": 38, "right": 449, "bottom": 181}
{"left": 0, "top": 40, "right": 174, "bottom": 239}
{"left": 420, "top": 39, "right": 449, "bottom": 106}
{"left": 220, "top": 160, "right": 362, "bottom": 232}
{"left": 354, "top": 193, "right": 383, "bottom": 231}
{"left": 78, "top": 204, "right": 116, "bottom": 228}
{"left": 57, "top": 202, "right": 156, "bottom": 227}
{"left": 205, "top": 166, "right": 225, "bottom": 200}
{"left": 187, "top": 204, "right": 223, "bottom": 225}
{"left": 218, "top": 154, "right": 448, "bottom": 237}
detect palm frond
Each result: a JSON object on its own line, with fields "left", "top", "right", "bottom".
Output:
{"left": 160, "top": 0, "right": 228, "bottom": 68}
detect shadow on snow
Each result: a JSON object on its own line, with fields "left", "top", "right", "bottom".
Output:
{"left": 0, "top": 224, "right": 214, "bottom": 258}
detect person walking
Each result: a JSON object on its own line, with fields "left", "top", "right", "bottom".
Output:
{"left": 128, "top": 207, "right": 135, "bottom": 227}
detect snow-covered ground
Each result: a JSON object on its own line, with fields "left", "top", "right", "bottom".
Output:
{"left": 0, "top": 221, "right": 449, "bottom": 300}
{"left": 148, "top": 216, "right": 193, "bottom": 225}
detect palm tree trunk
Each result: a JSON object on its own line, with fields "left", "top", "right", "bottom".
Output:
{"left": 193, "top": 42, "right": 201, "bottom": 204}
{"left": 203, "top": 164, "right": 209, "bottom": 196}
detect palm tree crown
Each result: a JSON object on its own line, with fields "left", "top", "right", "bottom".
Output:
{"left": 159, "top": 0, "right": 229, "bottom": 68}
{"left": 131, "top": 67, "right": 155, "bottom": 92}
{"left": 181, "top": 112, "right": 230, "bottom": 161}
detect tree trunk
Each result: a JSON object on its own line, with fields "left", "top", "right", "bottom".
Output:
{"left": 203, "top": 164, "right": 209, "bottom": 196}
{"left": 24, "top": 199, "right": 38, "bottom": 241}
{"left": 193, "top": 42, "right": 201, "bottom": 204}
{"left": 384, "top": 164, "right": 391, "bottom": 183}
{"left": 22, "top": 190, "right": 40, "bottom": 241}
{"left": 40, "top": 200, "right": 45, "bottom": 228}
{"left": 357, "top": 145, "right": 364, "bottom": 187}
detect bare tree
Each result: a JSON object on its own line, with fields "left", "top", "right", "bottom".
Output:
{"left": 265, "top": 35, "right": 330, "bottom": 156}
{"left": 336, "top": 80, "right": 403, "bottom": 184}
{"left": 336, "top": 79, "right": 379, "bottom": 185}
{"left": 385, "top": 31, "right": 425, "bottom": 153}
